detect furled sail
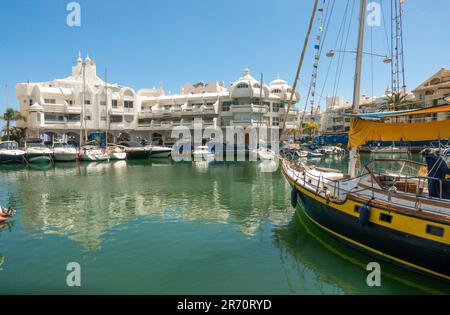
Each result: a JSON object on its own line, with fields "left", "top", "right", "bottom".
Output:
{"left": 348, "top": 118, "right": 450, "bottom": 148}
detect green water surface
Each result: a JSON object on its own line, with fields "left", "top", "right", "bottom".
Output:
{"left": 0, "top": 154, "right": 448, "bottom": 294}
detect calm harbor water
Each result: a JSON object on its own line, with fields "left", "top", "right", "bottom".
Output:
{"left": 0, "top": 154, "right": 449, "bottom": 294}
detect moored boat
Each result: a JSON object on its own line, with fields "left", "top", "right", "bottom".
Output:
{"left": 24, "top": 139, "right": 54, "bottom": 164}
{"left": 52, "top": 140, "right": 77, "bottom": 162}
{"left": 0, "top": 141, "right": 26, "bottom": 164}
{"left": 192, "top": 146, "right": 214, "bottom": 160}
{"left": 77, "top": 143, "right": 109, "bottom": 162}
{"left": 117, "top": 141, "right": 151, "bottom": 159}
{"left": 107, "top": 144, "right": 127, "bottom": 160}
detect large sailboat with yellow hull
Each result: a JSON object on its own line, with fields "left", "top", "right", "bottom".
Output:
{"left": 281, "top": 0, "right": 450, "bottom": 282}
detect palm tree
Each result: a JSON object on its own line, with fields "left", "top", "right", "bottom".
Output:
{"left": 304, "top": 122, "right": 318, "bottom": 140}
{"left": 1, "top": 108, "right": 27, "bottom": 141}
{"left": 382, "top": 92, "right": 416, "bottom": 111}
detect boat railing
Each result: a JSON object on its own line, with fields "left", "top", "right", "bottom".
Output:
{"left": 285, "top": 160, "right": 449, "bottom": 215}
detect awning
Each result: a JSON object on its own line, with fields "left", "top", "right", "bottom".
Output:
{"left": 346, "top": 104, "right": 450, "bottom": 119}
{"left": 348, "top": 118, "right": 450, "bottom": 148}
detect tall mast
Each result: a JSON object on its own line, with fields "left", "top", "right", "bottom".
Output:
{"left": 105, "top": 68, "right": 109, "bottom": 147}
{"left": 79, "top": 61, "right": 85, "bottom": 147}
{"left": 82, "top": 60, "right": 88, "bottom": 144}
{"left": 348, "top": 0, "right": 367, "bottom": 178}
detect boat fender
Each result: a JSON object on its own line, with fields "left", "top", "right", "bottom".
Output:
{"left": 359, "top": 204, "right": 371, "bottom": 227}
{"left": 291, "top": 187, "right": 298, "bottom": 208}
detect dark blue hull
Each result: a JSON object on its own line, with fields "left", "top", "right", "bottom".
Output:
{"left": 0, "top": 153, "right": 25, "bottom": 164}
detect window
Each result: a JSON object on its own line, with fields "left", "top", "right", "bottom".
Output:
{"left": 271, "top": 89, "right": 282, "bottom": 94}
{"left": 426, "top": 225, "right": 444, "bottom": 237}
{"left": 67, "top": 114, "right": 80, "bottom": 121}
{"left": 272, "top": 103, "right": 285, "bottom": 112}
{"left": 29, "top": 99, "right": 33, "bottom": 106}
{"left": 124, "top": 101, "right": 134, "bottom": 108}
{"left": 44, "top": 99, "right": 56, "bottom": 104}
{"left": 85, "top": 115, "right": 91, "bottom": 121}
{"left": 112, "top": 100, "right": 118, "bottom": 108}
{"left": 85, "top": 100, "right": 91, "bottom": 105}
{"left": 272, "top": 117, "right": 280, "bottom": 126}
{"left": 100, "top": 100, "right": 107, "bottom": 106}
{"left": 379, "top": 213, "right": 392, "bottom": 223}
{"left": 110, "top": 115, "right": 123, "bottom": 123}
{"left": 354, "top": 205, "right": 361, "bottom": 213}
{"left": 253, "top": 83, "right": 261, "bottom": 89}
{"left": 138, "top": 118, "right": 151, "bottom": 125}
{"left": 236, "top": 83, "right": 249, "bottom": 89}
{"left": 221, "top": 101, "right": 232, "bottom": 112}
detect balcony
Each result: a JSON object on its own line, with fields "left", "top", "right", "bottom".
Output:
{"left": 110, "top": 108, "right": 124, "bottom": 115}
{"left": 230, "top": 104, "right": 268, "bottom": 113}
{"left": 42, "top": 104, "right": 66, "bottom": 113}
{"left": 65, "top": 105, "right": 82, "bottom": 114}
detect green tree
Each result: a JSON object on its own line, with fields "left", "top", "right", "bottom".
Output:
{"left": 9, "top": 127, "right": 28, "bottom": 145}
{"left": 382, "top": 92, "right": 417, "bottom": 111}
{"left": 1, "top": 108, "right": 27, "bottom": 141}
{"left": 304, "top": 122, "right": 318, "bottom": 139}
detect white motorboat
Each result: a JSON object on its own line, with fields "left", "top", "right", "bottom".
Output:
{"left": 192, "top": 146, "right": 214, "bottom": 160}
{"left": 118, "top": 141, "right": 151, "bottom": 159}
{"left": 0, "top": 141, "right": 26, "bottom": 164}
{"left": 52, "top": 140, "right": 77, "bottom": 162}
{"left": 257, "top": 148, "right": 276, "bottom": 161}
{"left": 149, "top": 146, "right": 172, "bottom": 158}
{"left": 24, "top": 139, "right": 54, "bottom": 164}
{"left": 107, "top": 144, "right": 127, "bottom": 160}
{"left": 370, "top": 145, "right": 409, "bottom": 154}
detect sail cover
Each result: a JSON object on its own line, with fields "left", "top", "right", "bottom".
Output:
{"left": 346, "top": 104, "right": 450, "bottom": 119}
{"left": 348, "top": 118, "right": 450, "bottom": 148}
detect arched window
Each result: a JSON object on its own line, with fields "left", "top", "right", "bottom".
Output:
{"left": 237, "top": 83, "right": 249, "bottom": 89}
{"left": 271, "top": 89, "right": 282, "bottom": 94}
{"left": 253, "top": 83, "right": 261, "bottom": 89}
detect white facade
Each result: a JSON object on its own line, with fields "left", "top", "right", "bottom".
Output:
{"left": 16, "top": 55, "right": 300, "bottom": 145}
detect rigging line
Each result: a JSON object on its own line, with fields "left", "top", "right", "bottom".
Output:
{"left": 380, "top": 0, "right": 391, "bottom": 57}
{"left": 329, "top": 0, "right": 351, "bottom": 106}
{"left": 316, "top": 0, "right": 349, "bottom": 108}
{"left": 398, "top": 0, "right": 407, "bottom": 93}
{"left": 370, "top": 22, "right": 374, "bottom": 100}
{"left": 280, "top": 0, "right": 319, "bottom": 139}
{"left": 331, "top": 0, "right": 355, "bottom": 107}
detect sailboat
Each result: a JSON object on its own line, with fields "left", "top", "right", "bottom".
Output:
{"left": 281, "top": 0, "right": 450, "bottom": 282}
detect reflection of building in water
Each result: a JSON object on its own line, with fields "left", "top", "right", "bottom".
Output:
{"left": 13, "top": 162, "right": 293, "bottom": 249}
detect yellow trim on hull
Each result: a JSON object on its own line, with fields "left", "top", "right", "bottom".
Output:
{"left": 301, "top": 207, "right": 450, "bottom": 282}
{"left": 284, "top": 173, "right": 450, "bottom": 245}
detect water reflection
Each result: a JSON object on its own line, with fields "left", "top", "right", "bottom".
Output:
{"left": 3, "top": 161, "right": 293, "bottom": 250}
{"left": 274, "top": 206, "right": 450, "bottom": 294}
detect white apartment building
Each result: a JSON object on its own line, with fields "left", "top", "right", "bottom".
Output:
{"left": 16, "top": 54, "right": 299, "bottom": 145}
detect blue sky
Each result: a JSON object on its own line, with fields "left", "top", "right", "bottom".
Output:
{"left": 0, "top": 0, "right": 448, "bottom": 114}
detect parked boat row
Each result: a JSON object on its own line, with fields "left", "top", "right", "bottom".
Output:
{"left": 0, "top": 139, "right": 215, "bottom": 164}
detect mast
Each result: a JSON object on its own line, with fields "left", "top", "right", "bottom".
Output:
{"left": 348, "top": 0, "right": 367, "bottom": 178}
{"left": 79, "top": 61, "right": 85, "bottom": 146}
{"left": 105, "top": 68, "right": 109, "bottom": 147}
{"left": 259, "top": 72, "right": 263, "bottom": 145}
